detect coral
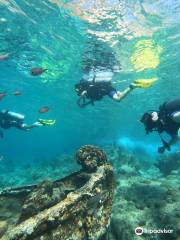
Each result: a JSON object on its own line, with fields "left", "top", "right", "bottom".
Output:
{"left": 1, "top": 144, "right": 179, "bottom": 240}
{"left": 104, "top": 145, "right": 180, "bottom": 240}
{"left": 76, "top": 145, "right": 107, "bottom": 172}
{"left": 0, "top": 221, "right": 8, "bottom": 238}
{"left": 18, "top": 180, "right": 67, "bottom": 222}
{"left": 0, "top": 145, "right": 114, "bottom": 240}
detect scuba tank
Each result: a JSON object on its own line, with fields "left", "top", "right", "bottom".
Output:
{"left": 93, "top": 69, "right": 113, "bottom": 83}
{"left": 2, "top": 110, "right": 25, "bottom": 121}
{"left": 159, "top": 98, "right": 180, "bottom": 119}
{"left": 82, "top": 68, "right": 113, "bottom": 83}
{"left": 159, "top": 99, "right": 180, "bottom": 136}
{"left": 8, "top": 111, "right": 25, "bottom": 121}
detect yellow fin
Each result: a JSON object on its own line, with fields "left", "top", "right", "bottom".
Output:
{"left": 38, "top": 119, "right": 56, "bottom": 126}
{"left": 133, "top": 78, "right": 158, "bottom": 88}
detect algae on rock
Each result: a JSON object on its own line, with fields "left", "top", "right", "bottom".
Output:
{"left": 0, "top": 145, "right": 114, "bottom": 240}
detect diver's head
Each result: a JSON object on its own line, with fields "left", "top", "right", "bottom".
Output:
{"left": 140, "top": 111, "right": 163, "bottom": 134}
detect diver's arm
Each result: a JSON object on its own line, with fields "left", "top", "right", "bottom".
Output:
{"left": 81, "top": 90, "right": 87, "bottom": 96}
{"left": 18, "top": 122, "right": 43, "bottom": 131}
{"left": 112, "top": 85, "right": 133, "bottom": 102}
{"left": 77, "top": 91, "right": 93, "bottom": 108}
{"left": 158, "top": 112, "right": 180, "bottom": 153}
{"left": 159, "top": 112, "right": 180, "bottom": 151}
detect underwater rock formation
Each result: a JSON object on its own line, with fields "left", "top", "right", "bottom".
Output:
{"left": 76, "top": 145, "right": 107, "bottom": 172}
{"left": 0, "top": 221, "right": 8, "bottom": 238}
{"left": 18, "top": 180, "right": 67, "bottom": 223}
{"left": 104, "top": 145, "right": 180, "bottom": 240}
{"left": 0, "top": 145, "right": 114, "bottom": 240}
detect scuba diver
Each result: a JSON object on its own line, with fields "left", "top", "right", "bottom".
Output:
{"left": 140, "top": 98, "right": 180, "bottom": 154}
{"left": 0, "top": 110, "right": 56, "bottom": 138}
{"left": 75, "top": 67, "right": 156, "bottom": 108}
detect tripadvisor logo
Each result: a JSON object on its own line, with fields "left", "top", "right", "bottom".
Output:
{"left": 135, "top": 226, "right": 174, "bottom": 235}
{"left": 135, "top": 227, "right": 143, "bottom": 236}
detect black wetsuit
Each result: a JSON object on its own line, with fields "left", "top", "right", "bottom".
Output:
{"left": 76, "top": 80, "right": 117, "bottom": 107}
{"left": 85, "top": 81, "right": 116, "bottom": 101}
{"left": 159, "top": 98, "right": 180, "bottom": 136}
{"left": 0, "top": 111, "right": 24, "bottom": 130}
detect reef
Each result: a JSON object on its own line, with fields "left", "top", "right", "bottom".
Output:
{"left": 104, "top": 145, "right": 180, "bottom": 240}
{"left": 0, "top": 145, "right": 115, "bottom": 240}
{"left": 0, "top": 144, "right": 179, "bottom": 240}
{"left": 76, "top": 145, "right": 107, "bottom": 172}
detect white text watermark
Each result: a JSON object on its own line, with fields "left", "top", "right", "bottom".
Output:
{"left": 135, "top": 227, "right": 173, "bottom": 236}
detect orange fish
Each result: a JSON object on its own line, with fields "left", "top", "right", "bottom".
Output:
{"left": 38, "top": 106, "right": 50, "bottom": 114}
{"left": 31, "top": 67, "right": 47, "bottom": 76}
{"left": 13, "top": 91, "right": 22, "bottom": 96}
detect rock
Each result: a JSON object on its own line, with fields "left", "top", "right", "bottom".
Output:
{"left": 76, "top": 145, "right": 107, "bottom": 172}
{"left": 110, "top": 217, "right": 132, "bottom": 240}
{"left": 18, "top": 180, "right": 66, "bottom": 223}
{"left": 0, "top": 221, "right": 8, "bottom": 237}
{"left": 0, "top": 145, "right": 114, "bottom": 240}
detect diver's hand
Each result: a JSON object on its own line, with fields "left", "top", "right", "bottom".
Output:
{"left": 130, "top": 83, "right": 139, "bottom": 89}
{"left": 81, "top": 90, "right": 87, "bottom": 96}
{"left": 33, "top": 121, "right": 43, "bottom": 127}
{"left": 158, "top": 146, "right": 165, "bottom": 154}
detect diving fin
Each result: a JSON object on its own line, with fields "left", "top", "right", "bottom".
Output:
{"left": 38, "top": 119, "right": 56, "bottom": 126}
{"left": 133, "top": 78, "right": 157, "bottom": 88}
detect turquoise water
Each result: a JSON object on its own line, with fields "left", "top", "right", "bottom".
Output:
{"left": 0, "top": 1, "right": 180, "bottom": 239}
{"left": 0, "top": 1, "right": 180, "bottom": 172}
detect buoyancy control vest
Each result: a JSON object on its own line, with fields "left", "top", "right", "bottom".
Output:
{"left": 159, "top": 98, "right": 180, "bottom": 135}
